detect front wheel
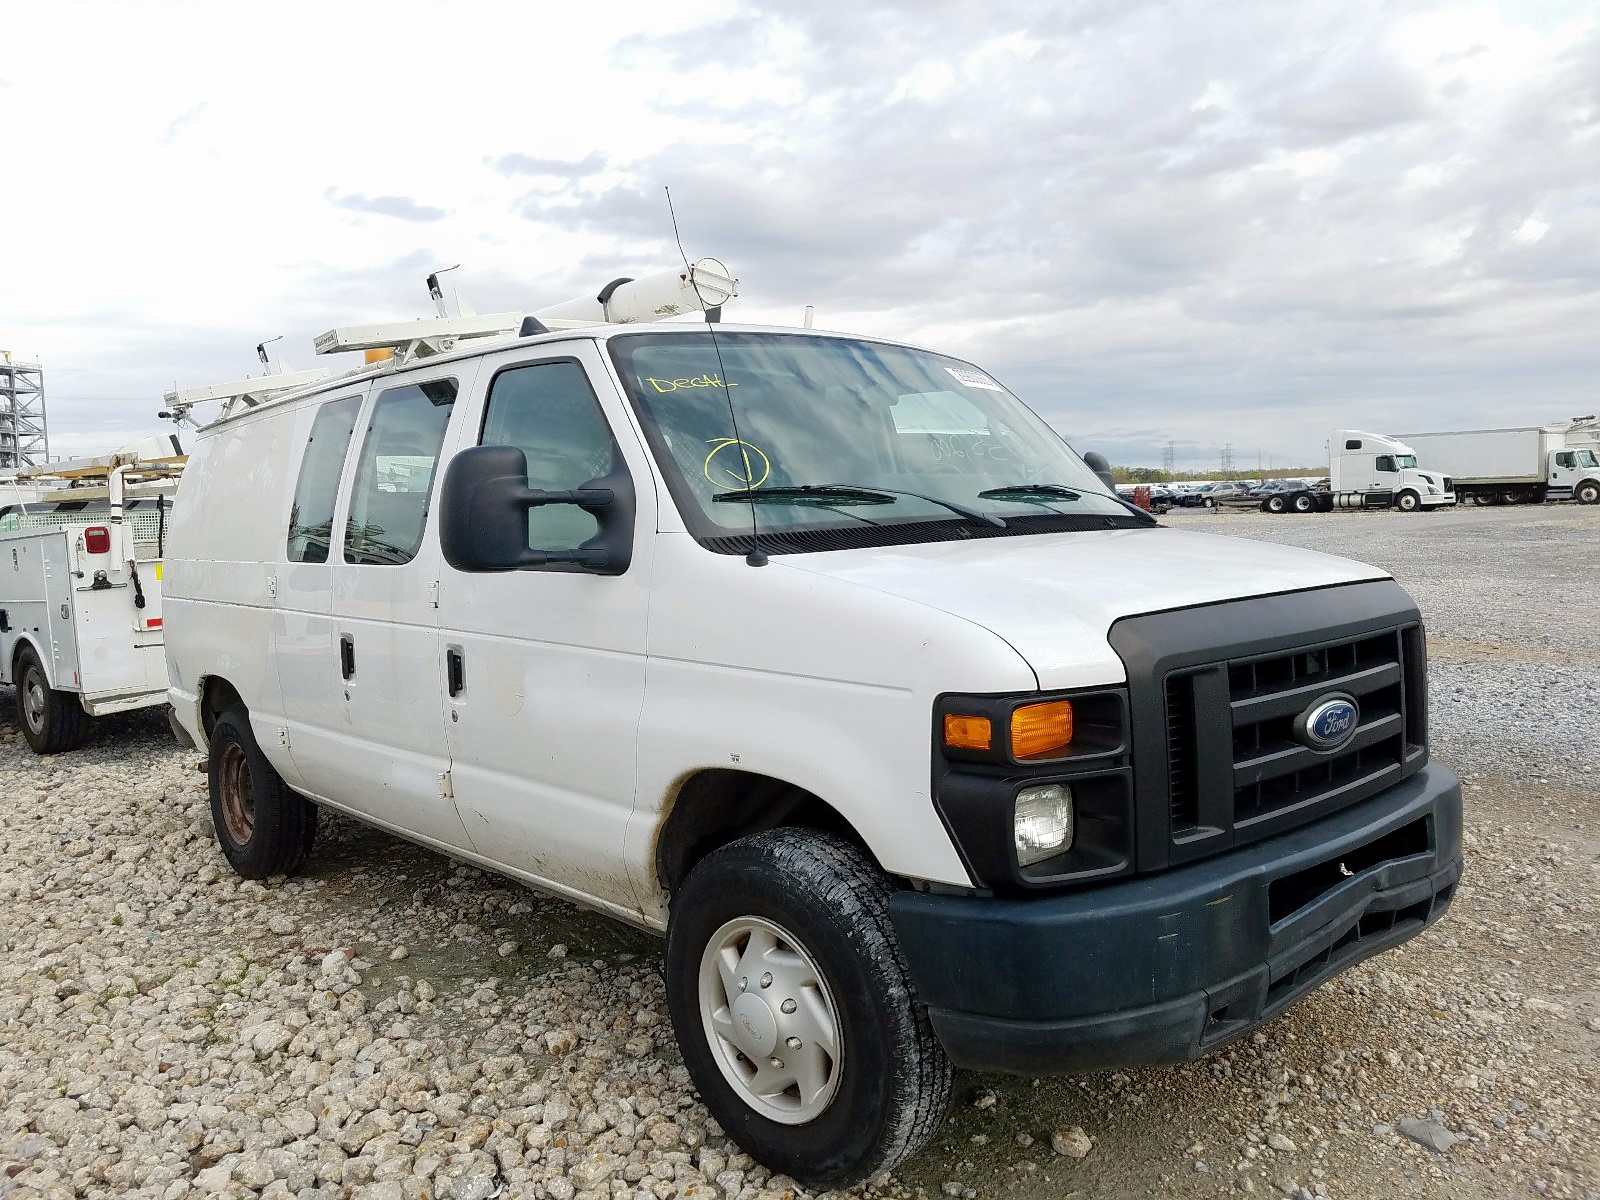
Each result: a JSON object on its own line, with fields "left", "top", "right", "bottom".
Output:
{"left": 1576, "top": 481, "right": 1600, "bottom": 505}
{"left": 207, "top": 706, "right": 317, "bottom": 878}
{"left": 666, "top": 829, "right": 952, "bottom": 1189}
{"left": 14, "top": 644, "right": 89, "bottom": 754}
{"left": 1395, "top": 490, "right": 1421, "bottom": 512}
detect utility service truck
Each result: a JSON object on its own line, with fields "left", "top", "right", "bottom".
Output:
{"left": 1, "top": 439, "right": 183, "bottom": 751}
{"left": 1327, "top": 430, "right": 1455, "bottom": 511}
{"left": 1394, "top": 426, "right": 1600, "bottom": 506}
{"left": 163, "top": 262, "right": 1462, "bottom": 1188}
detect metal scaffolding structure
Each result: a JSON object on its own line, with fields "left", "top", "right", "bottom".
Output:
{"left": 0, "top": 355, "right": 49, "bottom": 469}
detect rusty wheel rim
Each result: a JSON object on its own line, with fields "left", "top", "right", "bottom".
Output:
{"left": 218, "top": 742, "right": 254, "bottom": 846}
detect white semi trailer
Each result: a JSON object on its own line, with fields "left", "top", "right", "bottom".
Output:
{"left": 1327, "top": 430, "right": 1456, "bottom": 512}
{"left": 1394, "top": 426, "right": 1600, "bottom": 506}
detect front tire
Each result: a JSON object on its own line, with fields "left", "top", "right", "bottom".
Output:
{"left": 1395, "top": 490, "right": 1421, "bottom": 512}
{"left": 14, "top": 645, "right": 89, "bottom": 754}
{"left": 207, "top": 706, "right": 317, "bottom": 879}
{"left": 1577, "top": 481, "right": 1600, "bottom": 505}
{"left": 666, "top": 829, "right": 952, "bottom": 1189}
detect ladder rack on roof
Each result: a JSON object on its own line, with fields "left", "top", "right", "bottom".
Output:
{"left": 160, "top": 367, "right": 334, "bottom": 424}
{"left": 313, "top": 258, "right": 737, "bottom": 364}
{"left": 10, "top": 435, "right": 187, "bottom": 483}
{"left": 166, "top": 257, "right": 737, "bottom": 428}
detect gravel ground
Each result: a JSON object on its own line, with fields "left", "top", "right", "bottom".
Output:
{"left": 2, "top": 503, "right": 1597, "bottom": 1200}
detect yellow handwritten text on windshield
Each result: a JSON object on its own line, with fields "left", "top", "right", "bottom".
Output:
{"left": 647, "top": 374, "right": 739, "bottom": 393}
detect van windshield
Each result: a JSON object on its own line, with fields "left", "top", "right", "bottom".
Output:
{"left": 1395, "top": 455, "right": 1418, "bottom": 470}
{"left": 609, "top": 332, "right": 1145, "bottom": 553}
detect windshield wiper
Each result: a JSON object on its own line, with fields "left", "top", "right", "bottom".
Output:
{"left": 716, "top": 484, "right": 1006, "bottom": 528}
{"left": 713, "top": 485, "right": 897, "bottom": 507}
{"left": 978, "top": 483, "right": 1083, "bottom": 503}
{"left": 980, "top": 481, "right": 1158, "bottom": 525}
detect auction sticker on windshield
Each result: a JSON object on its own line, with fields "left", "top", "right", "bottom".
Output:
{"left": 945, "top": 366, "right": 1004, "bottom": 391}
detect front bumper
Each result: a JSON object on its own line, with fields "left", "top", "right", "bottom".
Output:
{"left": 891, "top": 762, "right": 1461, "bottom": 1074}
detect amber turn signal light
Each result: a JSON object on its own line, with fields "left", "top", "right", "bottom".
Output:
{"left": 943, "top": 713, "right": 993, "bottom": 752}
{"left": 1011, "top": 700, "right": 1074, "bottom": 759}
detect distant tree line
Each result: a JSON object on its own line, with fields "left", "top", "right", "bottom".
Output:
{"left": 1110, "top": 466, "right": 1325, "bottom": 484}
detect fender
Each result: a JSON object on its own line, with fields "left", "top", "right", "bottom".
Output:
{"left": 6, "top": 631, "right": 55, "bottom": 690}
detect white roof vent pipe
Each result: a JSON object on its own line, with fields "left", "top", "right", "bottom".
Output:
{"left": 528, "top": 258, "right": 737, "bottom": 331}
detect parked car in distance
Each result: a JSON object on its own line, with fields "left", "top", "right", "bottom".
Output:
{"left": 1208, "top": 481, "right": 1262, "bottom": 509}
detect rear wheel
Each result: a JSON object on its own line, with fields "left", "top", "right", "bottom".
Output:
{"left": 207, "top": 706, "right": 317, "bottom": 878}
{"left": 1265, "top": 495, "right": 1288, "bottom": 513}
{"left": 1292, "top": 493, "right": 1315, "bottom": 513}
{"left": 666, "top": 828, "right": 952, "bottom": 1189}
{"left": 14, "top": 644, "right": 89, "bottom": 754}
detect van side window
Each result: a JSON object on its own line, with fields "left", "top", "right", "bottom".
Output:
{"left": 481, "top": 361, "right": 615, "bottom": 552}
{"left": 1375, "top": 455, "right": 1396, "bottom": 473}
{"left": 344, "top": 378, "right": 458, "bottom": 566}
{"left": 1555, "top": 452, "right": 1573, "bottom": 468}
{"left": 286, "top": 395, "right": 362, "bottom": 563}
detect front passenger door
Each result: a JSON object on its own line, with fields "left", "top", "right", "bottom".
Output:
{"left": 437, "top": 347, "right": 653, "bottom": 917}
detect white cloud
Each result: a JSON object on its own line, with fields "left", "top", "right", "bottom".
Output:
{"left": 0, "top": 0, "right": 1596, "bottom": 473}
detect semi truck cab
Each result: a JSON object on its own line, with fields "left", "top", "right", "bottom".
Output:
{"left": 1329, "top": 430, "right": 1455, "bottom": 511}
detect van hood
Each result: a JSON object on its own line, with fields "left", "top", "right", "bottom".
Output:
{"left": 775, "top": 527, "right": 1389, "bottom": 690}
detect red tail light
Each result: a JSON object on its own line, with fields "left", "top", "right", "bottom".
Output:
{"left": 84, "top": 526, "right": 111, "bottom": 554}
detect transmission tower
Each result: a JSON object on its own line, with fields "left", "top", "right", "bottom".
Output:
{"left": 0, "top": 355, "right": 49, "bottom": 469}
{"left": 1161, "top": 441, "right": 1175, "bottom": 478}
{"left": 1220, "top": 443, "right": 1234, "bottom": 474}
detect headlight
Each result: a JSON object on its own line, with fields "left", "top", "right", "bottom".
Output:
{"left": 1015, "top": 783, "right": 1074, "bottom": 866}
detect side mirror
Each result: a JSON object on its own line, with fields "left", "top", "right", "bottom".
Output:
{"left": 438, "top": 444, "right": 634, "bottom": 575}
{"left": 1081, "top": 451, "right": 1118, "bottom": 492}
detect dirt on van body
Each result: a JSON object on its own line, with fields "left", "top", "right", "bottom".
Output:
{"left": 1, "top": 503, "right": 1596, "bottom": 1200}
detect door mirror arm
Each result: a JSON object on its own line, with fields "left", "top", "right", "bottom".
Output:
{"left": 440, "top": 445, "right": 635, "bottom": 575}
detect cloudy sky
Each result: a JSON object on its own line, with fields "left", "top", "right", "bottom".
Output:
{"left": 3, "top": 0, "right": 1597, "bottom": 469}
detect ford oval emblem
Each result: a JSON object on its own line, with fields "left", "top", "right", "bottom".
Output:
{"left": 1294, "top": 693, "right": 1359, "bottom": 753}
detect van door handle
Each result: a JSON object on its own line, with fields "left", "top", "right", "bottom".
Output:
{"left": 339, "top": 634, "right": 356, "bottom": 680}
{"left": 446, "top": 647, "right": 465, "bottom": 697}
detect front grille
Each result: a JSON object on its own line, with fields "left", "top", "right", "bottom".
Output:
{"left": 1229, "top": 630, "right": 1411, "bottom": 828}
{"left": 1108, "top": 580, "right": 1430, "bottom": 873}
{"left": 1160, "top": 622, "right": 1425, "bottom": 854}
{"left": 1165, "top": 676, "right": 1199, "bottom": 833}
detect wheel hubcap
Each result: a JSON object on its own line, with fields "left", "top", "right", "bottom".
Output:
{"left": 23, "top": 672, "right": 45, "bottom": 733}
{"left": 218, "top": 743, "right": 255, "bottom": 845}
{"left": 698, "top": 916, "right": 842, "bottom": 1125}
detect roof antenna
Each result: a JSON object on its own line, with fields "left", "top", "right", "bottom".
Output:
{"left": 256, "top": 335, "right": 283, "bottom": 370}
{"left": 666, "top": 185, "right": 765, "bottom": 567}
{"left": 426, "top": 264, "right": 461, "bottom": 318}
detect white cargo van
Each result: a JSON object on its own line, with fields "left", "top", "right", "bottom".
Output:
{"left": 165, "top": 287, "right": 1462, "bottom": 1187}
